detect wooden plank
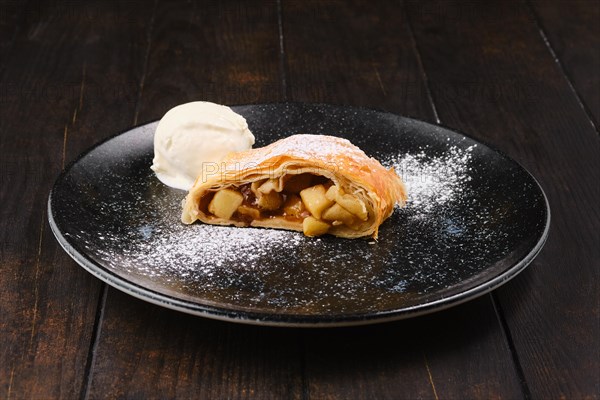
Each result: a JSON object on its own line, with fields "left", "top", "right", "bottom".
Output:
{"left": 283, "top": 1, "right": 524, "bottom": 398}
{"left": 303, "top": 298, "right": 524, "bottom": 399}
{"left": 0, "top": 1, "right": 153, "bottom": 398}
{"left": 0, "top": 0, "right": 25, "bottom": 75}
{"left": 133, "top": 0, "right": 283, "bottom": 124}
{"left": 283, "top": 0, "right": 435, "bottom": 117}
{"left": 84, "top": 2, "right": 302, "bottom": 399}
{"left": 405, "top": 0, "right": 599, "bottom": 398}
{"left": 530, "top": 0, "right": 600, "bottom": 127}
{"left": 89, "top": 291, "right": 303, "bottom": 400}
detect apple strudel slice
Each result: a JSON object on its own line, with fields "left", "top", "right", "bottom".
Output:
{"left": 181, "top": 134, "right": 407, "bottom": 239}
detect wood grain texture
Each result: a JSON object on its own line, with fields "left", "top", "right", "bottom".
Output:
{"left": 88, "top": 291, "right": 303, "bottom": 400}
{"left": 133, "top": 0, "right": 282, "bottom": 124}
{"left": 530, "top": 0, "right": 600, "bottom": 127}
{"left": 283, "top": 1, "right": 524, "bottom": 398}
{"left": 0, "top": 1, "right": 153, "bottom": 398}
{"left": 283, "top": 0, "right": 435, "bottom": 118}
{"left": 303, "top": 298, "right": 524, "bottom": 400}
{"left": 84, "top": 1, "right": 301, "bottom": 399}
{"left": 405, "top": 0, "right": 599, "bottom": 398}
{"left": 0, "top": 0, "right": 26, "bottom": 77}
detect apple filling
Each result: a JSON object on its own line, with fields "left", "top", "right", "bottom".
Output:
{"left": 203, "top": 173, "right": 369, "bottom": 236}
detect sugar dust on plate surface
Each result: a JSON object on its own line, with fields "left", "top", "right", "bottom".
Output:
{"left": 383, "top": 144, "right": 476, "bottom": 216}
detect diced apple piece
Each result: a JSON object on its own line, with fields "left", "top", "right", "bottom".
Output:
{"left": 257, "top": 191, "right": 282, "bottom": 210}
{"left": 237, "top": 205, "right": 261, "bottom": 219}
{"left": 283, "top": 194, "right": 305, "bottom": 218}
{"left": 325, "top": 185, "right": 342, "bottom": 201}
{"left": 324, "top": 185, "right": 368, "bottom": 221}
{"left": 336, "top": 194, "right": 368, "bottom": 221}
{"left": 258, "top": 178, "right": 280, "bottom": 194}
{"left": 251, "top": 180, "right": 266, "bottom": 196}
{"left": 284, "top": 174, "right": 313, "bottom": 193}
{"left": 299, "top": 184, "right": 334, "bottom": 219}
{"left": 322, "top": 203, "right": 355, "bottom": 225}
{"left": 208, "top": 189, "right": 243, "bottom": 219}
{"left": 302, "top": 216, "right": 330, "bottom": 236}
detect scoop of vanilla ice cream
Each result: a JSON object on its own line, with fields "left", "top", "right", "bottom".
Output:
{"left": 151, "top": 101, "right": 255, "bottom": 190}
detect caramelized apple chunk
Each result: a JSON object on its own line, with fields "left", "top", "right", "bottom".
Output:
{"left": 258, "top": 178, "right": 280, "bottom": 194}
{"left": 337, "top": 194, "right": 368, "bottom": 221}
{"left": 322, "top": 203, "right": 355, "bottom": 225}
{"left": 208, "top": 189, "right": 243, "bottom": 219}
{"left": 257, "top": 191, "right": 282, "bottom": 210}
{"left": 325, "top": 185, "right": 340, "bottom": 201}
{"left": 250, "top": 180, "right": 266, "bottom": 196}
{"left": 325, "top": 185, "right": 368, "bottom": 221}
{"left": 299, "top": 184, "right": 334, "bottom": 219}
{"left": 302, "top": 216, "right": 330, "bottom": 236}
{"left": 282, "top": 194, "right": 305, "bottom": 218}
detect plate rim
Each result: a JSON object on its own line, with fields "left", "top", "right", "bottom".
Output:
{"left": 47, "top": 102, "right": 551, "bottom": 327}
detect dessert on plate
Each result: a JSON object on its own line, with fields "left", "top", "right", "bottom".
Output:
{"left": 151, "top": 101, "right": 406, "bottom": 239}
{"left": 181, "top": 134, "right": 406, "bottom": 239}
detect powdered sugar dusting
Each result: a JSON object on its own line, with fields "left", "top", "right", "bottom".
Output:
{"left": 384, "top": 145, "right": 476, "bottom": 215}
{"left": 225, "top": 133, "right": 368, "bottom": 167}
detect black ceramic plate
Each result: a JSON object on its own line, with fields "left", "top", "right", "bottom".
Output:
{"left": 48, "top": 103, "right": 549, "bottom": 327}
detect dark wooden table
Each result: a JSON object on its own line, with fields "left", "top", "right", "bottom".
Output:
{"left": 1, "top": 1, "right": 598, "bottom": 399}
